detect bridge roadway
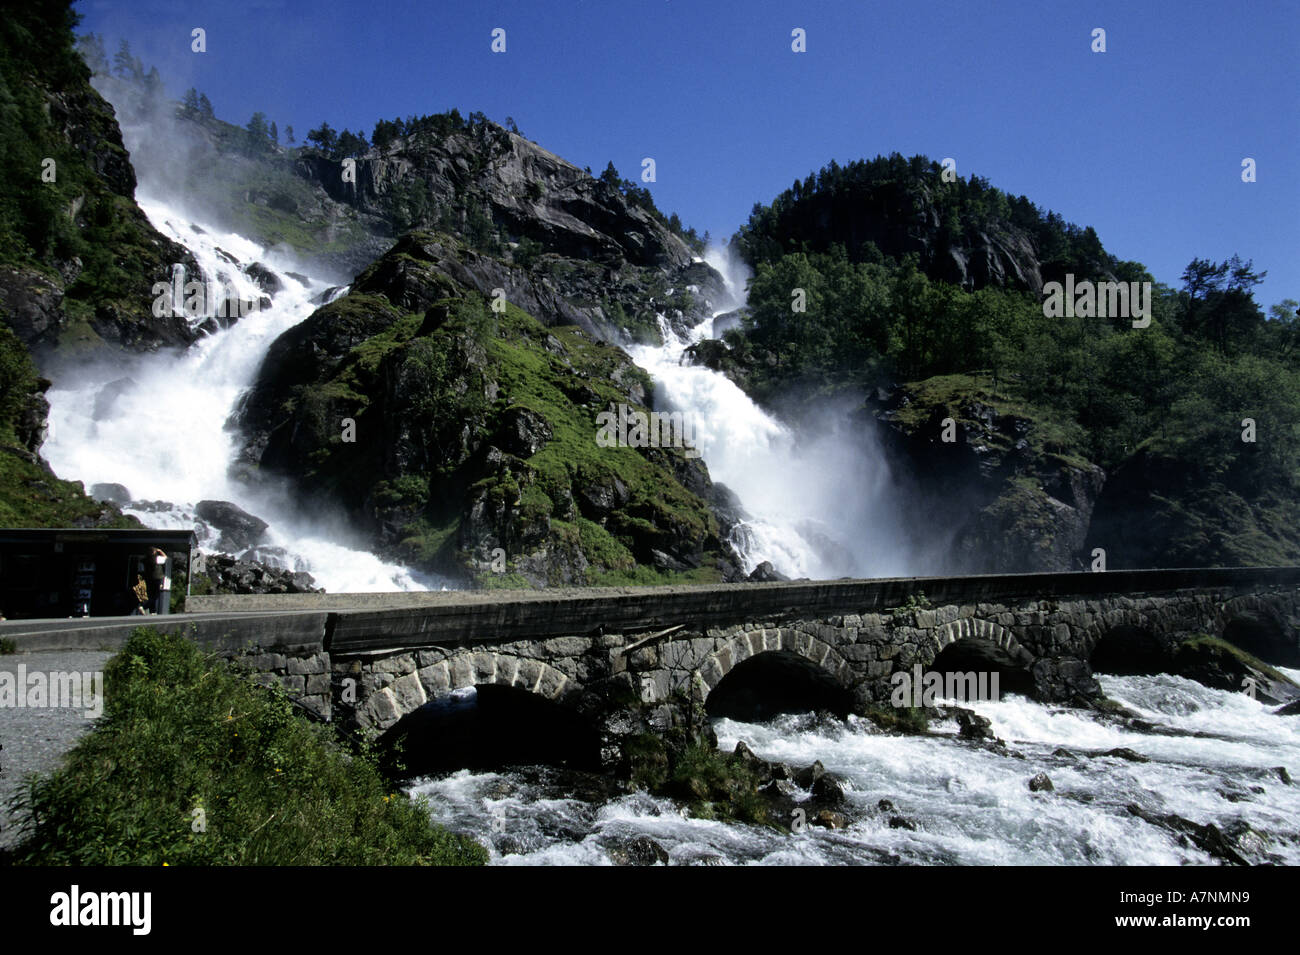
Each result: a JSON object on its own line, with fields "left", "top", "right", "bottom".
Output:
{"left": 4, "top": 566, "right": 1299, "bottom": 656}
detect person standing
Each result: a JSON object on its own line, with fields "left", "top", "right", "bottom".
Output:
{"left": 148, "top": 547, "right": 170, "bottom": 615}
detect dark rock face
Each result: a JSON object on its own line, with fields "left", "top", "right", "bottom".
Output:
{"left": 869, "top": 384, "right": 1106, "bottom": 573}
{"left": 195, "top": 500, "right": 270, "bottom": 552}
{"left": 298, "top": 133, "right": 690, "bottom": 270}
{"left": 285, "top": 128, "right": 727, "bottom": 342}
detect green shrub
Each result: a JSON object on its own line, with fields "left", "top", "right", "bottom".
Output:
{"left": 5, "top": 627, "right": 487, "bottom": 865}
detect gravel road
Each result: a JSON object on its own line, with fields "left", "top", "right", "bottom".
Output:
{"left": 0, "top": 650, "right": 113, "bottom": 850}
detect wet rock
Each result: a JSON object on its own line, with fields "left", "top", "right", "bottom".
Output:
{"left": 1272, "top": 766, "right": 1293, "bottom": 785}
{"left": 954, "top": 707, "right": 996, "bottom": 741}
{"left": 605, "top": 834, "right": 669, "bottom": 866}
{"left": 758, "top": 779, "right": 799, "bottom": 799}
{"left": 888, "top": 816, "right": 917, "bottom": 831}
{"left": 244, "top": 262, "right": 283, "bottom": 295}
{"left": 1274, "top": 700, "right": 1300, "bottom": 716}
{"left": 311, "top": 285, "right": 347, "bottom": 305}
{"left": 810, "top": 810, "right": 849, "bottom": 830}
{"left": 1102, "top": 747, "right": 1150, "bottom": 763}
{"left": 1052, "top": 747, "right": 1077, "bottom": 760}
{"left": 747, "top": 560, "right": 785, "bottom": 582}
{"left": 89, "top": 482, "right": 131, "bottom": 504}
{"left": 1220, "top": 819, "right": 1271, "bottom": 865}
{"left": 195, "top": 499, "right": 269, "bottom": 552}
{"left": 1172, "top": 638, "right": 1299, "bottom": 704}
{"left": 794, "top": 760, "right": 825, "bottom": 788}
{"left": 768, "top": 762, "right": 795, "bottom": 783}
{"left": 93, "top": 377, "right": 136, "bottom": 419}
{"left": 494, "top": 835, "right": 527, "bottom": 857}
{"left": 877, "top": 799, "right": 895, "bottom": 813}
{"left": 1029, "top": 656, "right": 1102, "bottom": 705}
{"left": 203, "top": 554, "right": 322, "bottom": 596}
{"left": 811, "top": 773, "right": 847, "bottom": 807}
{"left": 1125, "top": 805, "right": 1250, "bottom": 865}
{"left": 1028, "top": 772, "right": 1054, "bottom": 792}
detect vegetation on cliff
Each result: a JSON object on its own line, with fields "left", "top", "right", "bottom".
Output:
{"left": 722, "top": 155, "right": 1300, "bottom": 569}
{"left": 0, "top": 4, "right": 195, "bottom": 356}
{"left": 236, "top": 232, "right": 741, "bottom": 586}
{"left": 4, "top": 628, "right": 487, "bottom": 865}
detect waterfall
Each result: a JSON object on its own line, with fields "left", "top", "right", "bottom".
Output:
{"left": 40, "top": 196, "right": 437, "bottom": 593}
{"left": 627, "top": 246, "right": 920, "bottom": 580}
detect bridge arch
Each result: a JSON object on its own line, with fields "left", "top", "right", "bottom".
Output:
{"left": 374, "top": 651, "right": 600, "bottom": 774}
{"left": 697, "top": 628, "right": 853, "bottom": 704}
{"left": 1216, "top": 595, "right": 1300, "bottom": 667}
{"left": 921, "top": 618, "right": 1034, "bottom": 668}
{"left": 359, "top": 651, "right": 588, "bottom": 732}
{"left": 421, "top": 651, "right": 586, "bottom": 710}
{"left": 1089, "top": 618, "right": 1168, "bottom": 676}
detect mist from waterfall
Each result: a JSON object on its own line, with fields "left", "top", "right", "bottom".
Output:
{"left": 628, "top": 245, "right": 931, "bottom": 580}
{"left": 40, "top": 196, "right": 437, "bottom": 592}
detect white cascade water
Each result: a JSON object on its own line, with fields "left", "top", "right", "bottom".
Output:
{"left": 409, "top": 671, "right": 1300, "bottom": 865}
{"left": 627, "top": 246, "right": 917, "bottom": 579}
{"left": 40, "top": 195, "right": 437, "bottom": 593}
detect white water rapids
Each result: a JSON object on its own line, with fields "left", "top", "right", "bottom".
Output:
{"left": 410, "top": 671, "right": 1300, "bottom": 865}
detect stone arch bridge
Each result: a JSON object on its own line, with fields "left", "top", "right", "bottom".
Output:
{"left": 152, "top": 567, "right": 1300, "bottom": 765}
{"left": 10, "top": 568, "right": 1298, "bottom": 766}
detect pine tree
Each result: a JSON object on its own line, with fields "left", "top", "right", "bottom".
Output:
{"left": 198, "top": 93, "right": 214, "bottom": 119}
{"left": 269, "top": 121, "right": 278, "bottom": 145}
{"left": 285, "top": 125, "right": 295, "bottom": 144}
{"left": 113, "top": 40, "right": 135, "bottom": 80}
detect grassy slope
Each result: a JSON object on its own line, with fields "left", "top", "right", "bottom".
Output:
{"left": 5, "top": 628, "right": 486, "bottom": 865}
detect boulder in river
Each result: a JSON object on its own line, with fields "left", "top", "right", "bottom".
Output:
{"left": 244, "top": 262, "right": 283, "bottom": 295}
{"left": 1028, "top": 772, "right": 1054, "bottom": 792}
{"left": 195, "top": 500, "right": 269, "bottom": 552}
{"left": 604, "top": 834, "right": 669, "bottom": 866}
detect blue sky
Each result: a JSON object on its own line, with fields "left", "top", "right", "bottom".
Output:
{"left": 75, "top": 0, "right": 1298, "bottom": 308}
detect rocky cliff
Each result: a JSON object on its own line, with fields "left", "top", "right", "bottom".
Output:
{"left": 233, "top": 231, "right": 746, "bottom": 587}
{"left": 867, "top": 375, "right": 1106, "bottom": 573}
{"left": 292, "top": 120, "right": 725, "bottom": 340}
{"left": 0, "top": 13, "right": 197, "bottom": 359}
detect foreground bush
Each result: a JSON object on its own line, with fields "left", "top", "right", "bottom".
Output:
{"left": 5, "top": 628, "right": 486, "bottom": 865}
